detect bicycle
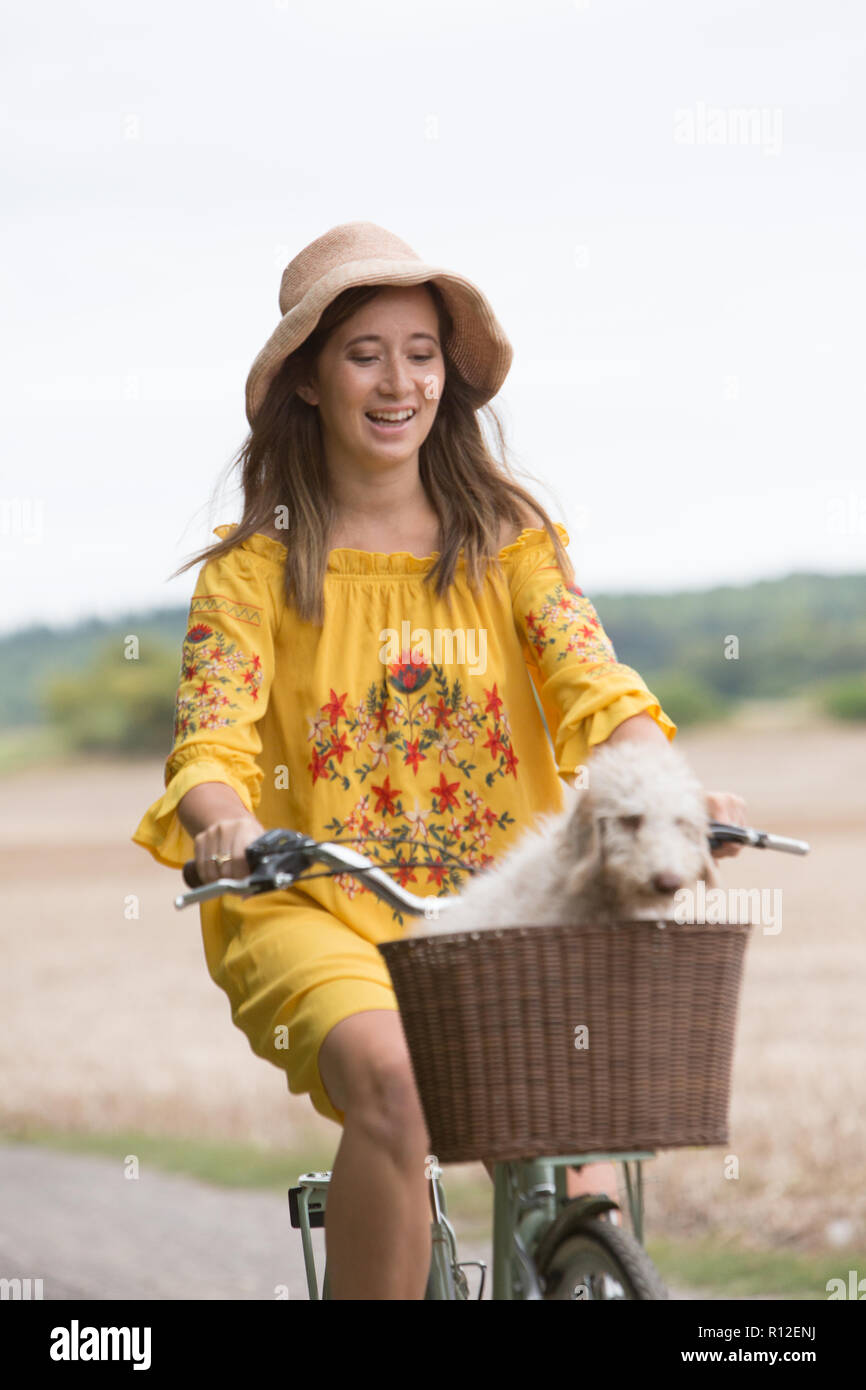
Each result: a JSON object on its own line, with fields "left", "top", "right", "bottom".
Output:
{"left": 176, "top": 818, "right": 809, "bottom": 1300}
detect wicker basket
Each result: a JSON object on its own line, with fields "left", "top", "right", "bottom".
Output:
{"left": 377, "top": 919, "right": 751, "bottom": 1164}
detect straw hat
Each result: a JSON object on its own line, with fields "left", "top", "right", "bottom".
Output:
{"left": 244, "top": 220, "right": 513, "bottom": 426}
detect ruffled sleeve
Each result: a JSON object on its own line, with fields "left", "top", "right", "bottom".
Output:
{"left": 510, "top": 525, "right": 677, "bottom": 777}
{"left": 130, "top": 529, "right": 282, "bottom": 869}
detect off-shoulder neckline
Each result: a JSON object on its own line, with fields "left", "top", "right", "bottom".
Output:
{"left": 212, "top": 522, "right": 570, "bottom": 574}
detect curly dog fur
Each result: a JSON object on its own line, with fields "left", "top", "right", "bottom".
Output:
{"left": 410, "top": 740, "right": 720, "bottom": 935}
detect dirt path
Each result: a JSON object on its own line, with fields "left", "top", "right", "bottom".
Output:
{"left": 0, "top": 1142, "right": 723, "bottom": 1300}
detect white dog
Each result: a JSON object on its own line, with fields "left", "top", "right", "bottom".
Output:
{"left": 410, "top": 740, "right": 720, "bottom": 935}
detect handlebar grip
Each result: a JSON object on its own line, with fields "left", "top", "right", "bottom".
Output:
{"left": 182, "top": 860, "right": 203, "bottom": 888}
{"left": 181, "top": 844, "right": 256, "bottom": 889}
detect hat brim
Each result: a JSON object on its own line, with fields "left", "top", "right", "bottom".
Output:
{"left": 244, "top": 258, "right": 512, "bottom": 427}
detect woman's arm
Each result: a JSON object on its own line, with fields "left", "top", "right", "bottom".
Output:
{"left": 596, "top": 710, "right": 668, "bottom": 747}
{"left": 130, "top": 542, "right": 279, "bottom": 873}
{"left": 566, "top": 712, "right": 746, "bottom": 858}
{"left": 177, "top": 781, "right": 252, "bottom": 837}
{"left": 177, "top": 782, "right": 266, "bottom": 883}
{"left": 560, "top": 711, "right": 667, "bottom": 787}
{"left": 506, "top": 531, "right": 747, "bottom": 858}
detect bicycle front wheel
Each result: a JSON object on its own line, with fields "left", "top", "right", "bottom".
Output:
{"left": 541, "top": 1219, "right": 668, "bottom": 1300}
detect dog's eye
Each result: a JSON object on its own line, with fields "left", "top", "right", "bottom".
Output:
{"left": 618, "top": 814, "right": 643, "bottom": 831}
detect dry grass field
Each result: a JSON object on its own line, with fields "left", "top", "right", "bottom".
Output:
{"left": 1, "top": 708, "right": 863, "bottom": 1257}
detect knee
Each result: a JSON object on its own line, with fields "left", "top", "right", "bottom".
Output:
{"left": 345, "top": 1055, "right": 431, "bottom": 1159}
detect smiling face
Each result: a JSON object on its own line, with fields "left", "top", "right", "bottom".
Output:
{"left": 296, "top": 284, "right": 445, "bottom": 469}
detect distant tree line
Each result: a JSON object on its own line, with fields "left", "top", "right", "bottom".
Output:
{"left": 0, "top": 571, "right": 863, "bottom": 755}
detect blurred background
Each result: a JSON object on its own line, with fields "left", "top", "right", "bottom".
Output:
{"left": 1, "top": 0, "right": 864, "bottom": 1299}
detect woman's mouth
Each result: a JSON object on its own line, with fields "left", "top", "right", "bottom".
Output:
{"left": 365, "top": 408, "right": 417, "bottom": 434}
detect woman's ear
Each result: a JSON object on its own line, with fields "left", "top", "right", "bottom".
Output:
{"left": 295, "top": 371, "right": 319, "bottom": 407}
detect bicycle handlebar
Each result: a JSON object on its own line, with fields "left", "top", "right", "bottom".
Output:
{"left": 174, "top": 821, "right": 810, "bottom": 916}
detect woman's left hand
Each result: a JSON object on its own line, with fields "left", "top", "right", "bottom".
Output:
{"left": 705, "top": 790, "right": 748, "bottom": 858}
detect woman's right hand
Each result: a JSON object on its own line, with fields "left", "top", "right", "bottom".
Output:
{"left": 194, "top": 815, "right": 267, "bottom": 884}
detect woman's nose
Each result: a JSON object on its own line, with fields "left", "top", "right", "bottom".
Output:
{"left": 378, "top": 356, "right": 414, "bottom": 396}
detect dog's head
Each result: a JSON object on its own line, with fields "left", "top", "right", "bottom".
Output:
{"left": 561, "top": 740, "right": 720, "bottom": 918}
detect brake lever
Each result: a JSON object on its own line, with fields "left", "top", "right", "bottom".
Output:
{"left": 244, "top": 827, "right": 320, "bottom": 871}
{"left": 174, "top": 828, "right": 321, "bottom": 910}
{"left": 707, "top": 821, "right": 810, "bottom": 855}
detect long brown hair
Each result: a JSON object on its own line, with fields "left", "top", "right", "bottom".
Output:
{"left": 171, "top": 281, "right": 574, "bottom": 625}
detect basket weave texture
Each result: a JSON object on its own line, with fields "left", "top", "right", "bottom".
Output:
{"left": 377, "top": 919, "right": 751, "bottom": 1164}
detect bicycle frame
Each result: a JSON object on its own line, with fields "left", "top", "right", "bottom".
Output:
{"left": 290, "top": 1150, "right": 655, "bottom": 1300}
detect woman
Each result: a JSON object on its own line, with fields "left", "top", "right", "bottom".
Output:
{"left": 132, "top": 221, "right": 746, "bottom": 1299}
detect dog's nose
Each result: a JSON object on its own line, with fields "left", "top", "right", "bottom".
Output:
{"left": 652, "top": 872, "right": 682, "bottom": 894}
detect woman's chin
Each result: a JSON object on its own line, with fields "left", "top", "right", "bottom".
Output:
{"left": 354, "top": 428, "right": 419, "bottom": 462}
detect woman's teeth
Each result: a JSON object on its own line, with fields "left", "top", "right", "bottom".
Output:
{"left": 366, "top": 409, "right": 415, "bottom": 426}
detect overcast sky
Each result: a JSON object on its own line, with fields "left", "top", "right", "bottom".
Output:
{"left": 2, "top": 0, "right": 864, "bottom": 636}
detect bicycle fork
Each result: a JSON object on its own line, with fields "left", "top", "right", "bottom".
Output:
{"left": 424, "top": 1155, "right": 486, "bottom": 1300}
{"left": 491, "top": 1152, "right": 654, "bottom": 1300}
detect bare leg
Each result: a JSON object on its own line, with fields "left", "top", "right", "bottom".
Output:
{"left": 318, "top": 1011, "right": 432, "bottom": 1299}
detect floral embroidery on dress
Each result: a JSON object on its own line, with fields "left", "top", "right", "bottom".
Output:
{"left": 172, "top": 622, "right": 264, "bottom": 741}
{"left": 308, "top": 654, "right": 519, "bottom": 913}
{"left": 522, "top": 571, "right": 618, "bottom": 666}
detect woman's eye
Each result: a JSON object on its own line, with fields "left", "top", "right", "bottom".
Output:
{"left": 350, "top": 355, "right": 434, "bottom": 364}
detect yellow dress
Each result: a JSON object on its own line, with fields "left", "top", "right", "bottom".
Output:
{"left": 131, "top": 522, "right": 676, "bottom": 1125}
